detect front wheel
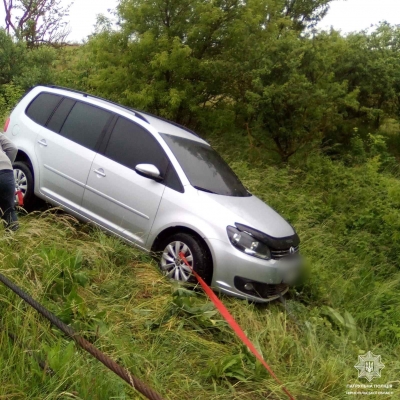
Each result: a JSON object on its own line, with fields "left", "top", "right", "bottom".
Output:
{"left": 13, "top": 161, "right": 35, "bottom": 210}
{"left": 159, "top": 233, "right": 213, "bottom": 285}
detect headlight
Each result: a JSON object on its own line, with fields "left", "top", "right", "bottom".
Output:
{"left": 227, "top": 226, "right": 271, "bottom": 260}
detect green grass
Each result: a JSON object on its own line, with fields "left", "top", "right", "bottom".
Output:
{"left": 0, "top": 153, "right": 399, "bottom": 399}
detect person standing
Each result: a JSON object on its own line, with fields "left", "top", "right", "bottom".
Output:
{"left": 0, "top": 133, "right": 18, "bottom": 231}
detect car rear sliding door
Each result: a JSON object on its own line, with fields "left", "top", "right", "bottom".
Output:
{"left": 34, "top": 97, "right": 113, "bottom": 211}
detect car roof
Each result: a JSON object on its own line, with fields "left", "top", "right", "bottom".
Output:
{"left": 36, "top": 86, "right": 208, "bottom": 144}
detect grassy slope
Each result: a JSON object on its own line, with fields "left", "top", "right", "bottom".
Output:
{"left": 0, "top": 154, "right": 399, "bottom": 399}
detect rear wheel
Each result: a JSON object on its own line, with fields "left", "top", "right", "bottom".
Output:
{"left": 159, "top": 232, "right": 212, "bottom": 285}
{"left": 13, "top": 161, "right": 35, "bottom": 210}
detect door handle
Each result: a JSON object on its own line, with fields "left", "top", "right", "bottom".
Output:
{"left": 37, "top": 139, "right": 47, "bottom": 147}
{"left": 94, "top": 168, "right": 106, "bottom": 177}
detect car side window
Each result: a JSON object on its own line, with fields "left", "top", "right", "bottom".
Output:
{"left": 59, "top": 101, "right": 112, "bottom": 151}
{"left": 104, "top": 117, "right": 169, "bottom": 177}
{"left": 46, "top": 97, "right": 76, "bottom": 133}
{"left": 25, "top": 93, "right": 63, "bottom": 126}
{"left": 164, "top": 163, "right": 184, "bottom": 193}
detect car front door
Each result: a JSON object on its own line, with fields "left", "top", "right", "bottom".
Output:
{"left": 80, "top": 117, "right": 169, "bottom": 246}
{"left": 34, "top": 98, "right": 113, "bottom": 210}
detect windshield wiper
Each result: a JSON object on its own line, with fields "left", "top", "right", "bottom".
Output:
{"left": 193, "top": 185, "right": 217, "bottom": 194}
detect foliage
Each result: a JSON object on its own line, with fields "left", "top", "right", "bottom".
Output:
{"left": 243, "top": 32, "right": 359, "bottom": 162}
{"left": 14, "top": 45, "right": 56, "bottom": 88}
{"left": 60, "top": 1, "right": 398, "bottom": 163}
{"left": 320, "top": 23, "right": 400, "bottom": 161}
{"left": 0, "top": 29, "right": 26, "bottom": 85}
{"left": 0, "top": 83, "right": 24, "bottom": 127}
{"left": 3, "top": 1, "right": 400, "bottom": 162}
{"left": 0, "top": 28, "right": 56, "bottom": 123}
{"left": 83, "top": 0, "right": 335, "bottom": 132}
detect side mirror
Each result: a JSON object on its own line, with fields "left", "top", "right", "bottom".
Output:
{"left": 135, "top": 164, "right": 163, "bottom": 181}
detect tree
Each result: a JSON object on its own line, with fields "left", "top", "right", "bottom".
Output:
{"left": 0, "top": 28, "right": 25, "bottom": 84}
{"left": 86, "top": 0, "right": 335, "bottom": 129}
{"left": 2, "top": 0, "right": 72, "bottom": 48}
{"left": 242, "top": 32, "right": 359, "bottom": 162}
{"left": 283, "top": 0, "right": 331, "bottom": 31}
{"left": 214, "top": 0, "right": 341, "bottom": 162}
{"left": 318, "top": 23, "right": 400, "bottom": 160}
{"left": 0, "top": 28, "right": 56, "bottom": 121}
{"left": 86, "top": 0, "right": 248, "bottom": 125}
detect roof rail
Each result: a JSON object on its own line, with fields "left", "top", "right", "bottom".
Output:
{"left": 46, "top": 85, "right": 200, "bottom": 137}
{"left": 132, "top": 108, "right": 200, "bottom": 138}
{"left": 46, "top": 85, "right": 149, "bottom": 123}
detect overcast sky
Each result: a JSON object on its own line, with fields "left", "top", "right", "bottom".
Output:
{"left": 319, "top": 0, "right": 400, "bottom": 33}
{"left": 67, "top": 0, "right": 118, "bottom": 42}
{"left": 1, "top": 0, "right": 400, "bottom": 42}
{"left": 66, "top": 0, "right": 400, "bottom": 42}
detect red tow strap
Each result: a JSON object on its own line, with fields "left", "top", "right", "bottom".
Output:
{"left": 16, "top": 190, "right": 24, "bottom": 207}
{"left": 179, "top": 252, "right": 295, "bottom": 400}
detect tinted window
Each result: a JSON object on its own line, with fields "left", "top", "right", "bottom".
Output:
{"left": 60, "top": 102, "right": 112, "bottom": 150}
{"left": 26, "top": 93, "right": 62, "bottom": 126}
{"left": 105, "top": 117, "right": 169, "bottom": 175}
{"left": 164, "top": 163, "right": 184, "bottom": 193}
{"left": 47, "top": 97, "right": 76, "bottom": 133}
{"left": 162, "top": 134, "right": 250, "bottom": 197}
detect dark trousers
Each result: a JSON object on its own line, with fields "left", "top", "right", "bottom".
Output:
{"left": 0, "top": 169, "right": 18, "bottom": 229}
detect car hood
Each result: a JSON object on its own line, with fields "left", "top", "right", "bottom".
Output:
{"left": 197, "top": 191, "right": 295, "bottom": 238}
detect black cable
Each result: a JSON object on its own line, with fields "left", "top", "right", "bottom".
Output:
{"left": 0, "top": 272, "right": 165, "bottom": 400}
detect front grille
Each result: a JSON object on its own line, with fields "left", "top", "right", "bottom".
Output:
{"left": 271, "top": 245, "right": 299, "bottom": 260}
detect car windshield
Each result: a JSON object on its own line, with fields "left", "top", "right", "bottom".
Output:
{"left": 161, "top": 134, "right": 251, "bottom": 197}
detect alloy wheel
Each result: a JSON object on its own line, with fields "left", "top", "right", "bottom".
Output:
{"left": 14, "top": 168, "right": 28, "bottom": 199}
{"left": 161, "top": 241, "right": 194, "bottom": 281}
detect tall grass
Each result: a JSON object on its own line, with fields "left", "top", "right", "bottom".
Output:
{"left": 0, "top": 152, "right": 399, "bottom": 399}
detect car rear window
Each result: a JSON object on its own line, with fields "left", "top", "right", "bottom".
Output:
{"left": 47, "top": 97, "right": 76, "bottom": 133}
{"left": 25, "top": 93, "right": 62, "bottom": 126}
{"left": 59, "top": 102, "right": 112, "bottom": 151}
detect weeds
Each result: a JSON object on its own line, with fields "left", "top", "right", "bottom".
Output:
{"left": 0, "top": 154, "right": 399, "bottom": 399}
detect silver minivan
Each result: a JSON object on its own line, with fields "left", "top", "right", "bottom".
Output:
{"left": 4, "top": 86, "right": 302, "bottom": 302}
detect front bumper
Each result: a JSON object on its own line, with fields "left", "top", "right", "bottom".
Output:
{"left": 206, "top": 238, "right": 302, "bottom": 303}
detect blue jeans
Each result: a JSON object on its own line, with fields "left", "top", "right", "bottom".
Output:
{"left": 0, "top": 169, "right": 18, "bottom": 230}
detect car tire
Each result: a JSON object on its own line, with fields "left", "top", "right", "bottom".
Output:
{"left": 158, "top": 232, "right": 213, "bottom": 285}
{"left": 13, "top": 161, "right": 35, "bottom": 210}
